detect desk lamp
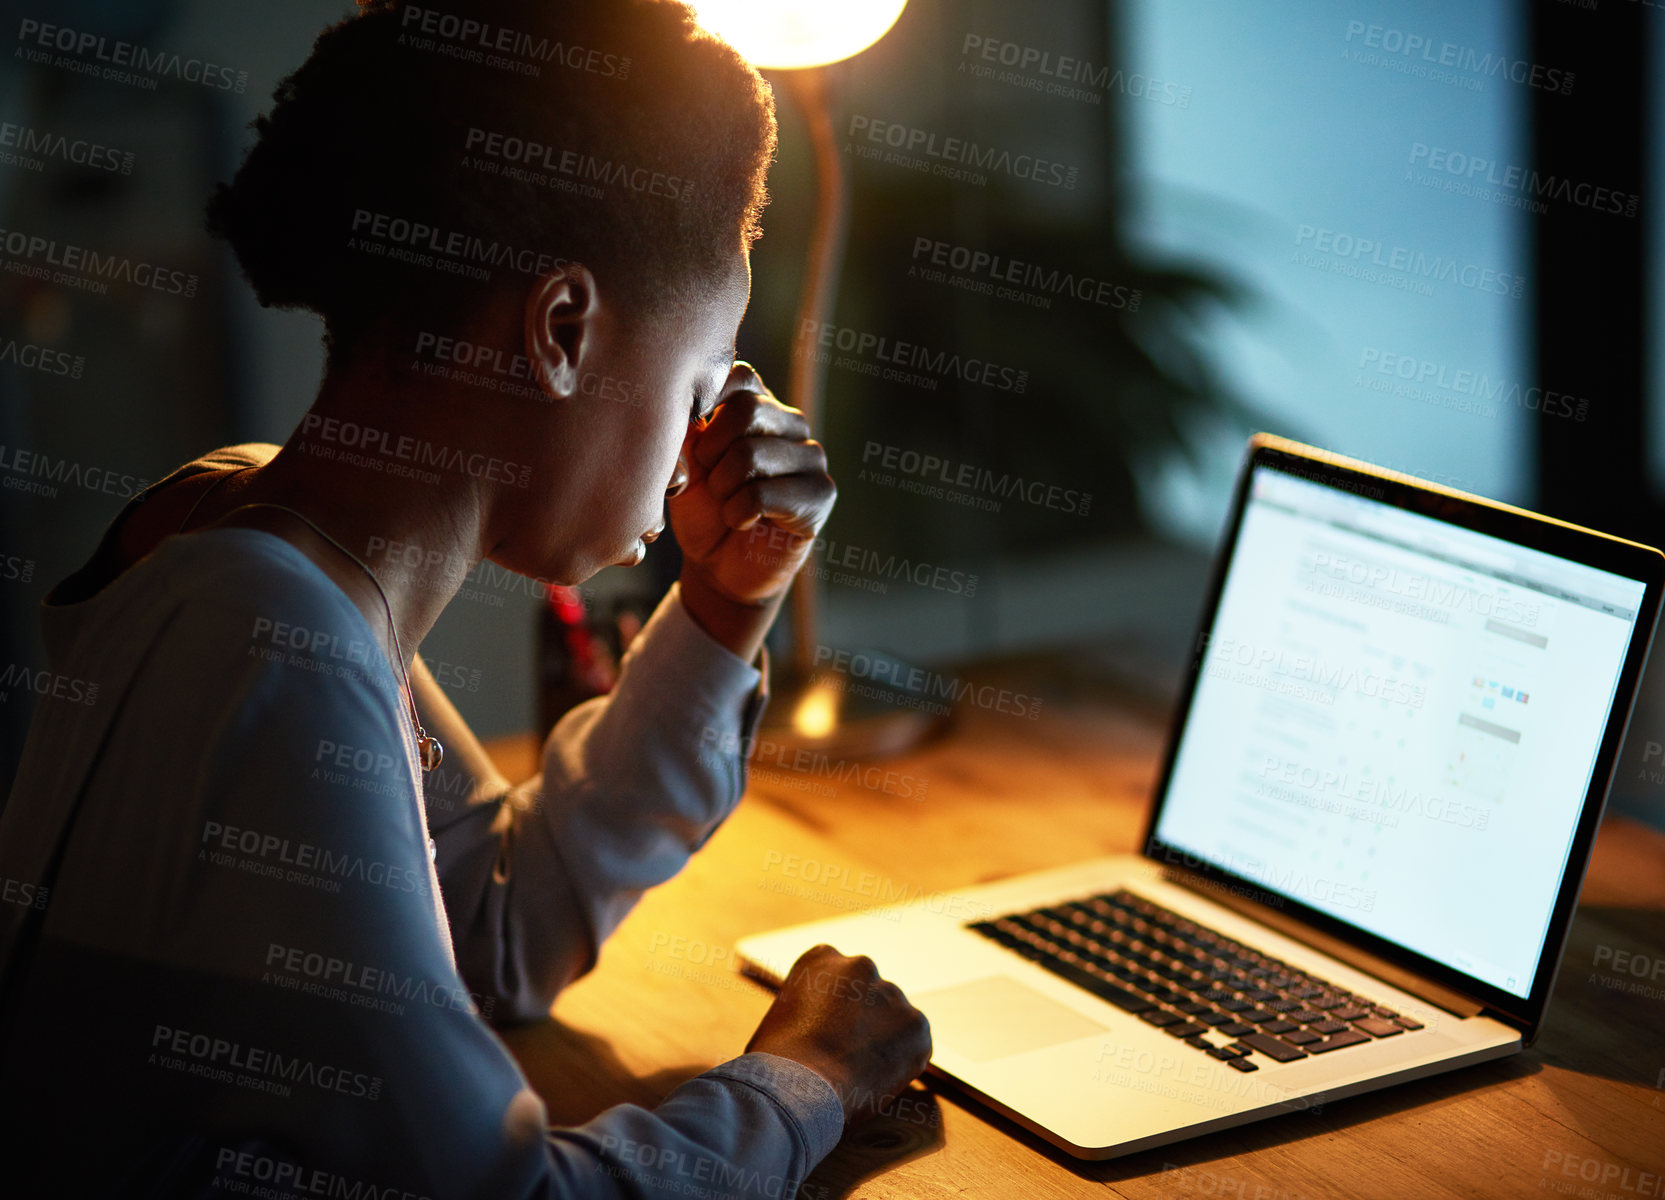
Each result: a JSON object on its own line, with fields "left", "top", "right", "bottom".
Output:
{"left": 691, "top": 0, "right": 938, "bottom": 758}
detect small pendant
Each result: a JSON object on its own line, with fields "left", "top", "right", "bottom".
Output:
{"left": 418, "top": 734, "right": 444, "bottom": 772}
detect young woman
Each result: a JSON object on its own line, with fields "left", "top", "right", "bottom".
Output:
{"left": 0, "top": 1, "right": 929, "bottom": 1194}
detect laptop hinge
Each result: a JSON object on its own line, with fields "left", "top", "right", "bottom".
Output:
{"left": 1162, "top": 870, "right": 1485, "bottom": 1019}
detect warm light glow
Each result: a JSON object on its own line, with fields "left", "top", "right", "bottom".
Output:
{"left": 690, "top": 0, "right": 907, "bottom": 70}
{"left": 791, "top": 681, "right": 840, "bottom": 739}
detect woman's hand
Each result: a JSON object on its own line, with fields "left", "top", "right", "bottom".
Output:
{"left": 746, "top": 944, "right": 932, "bottom": 1125}
{"left": 669, "top": 363, "right": 834, "bottom": 660}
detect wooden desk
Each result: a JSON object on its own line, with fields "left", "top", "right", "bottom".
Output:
{"left": 487, "top": 678, "right": 1665, "bottom": 1200}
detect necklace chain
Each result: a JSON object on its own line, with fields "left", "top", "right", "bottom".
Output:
{"left": 228, "top": 502, "right": 443, "bottom": 773}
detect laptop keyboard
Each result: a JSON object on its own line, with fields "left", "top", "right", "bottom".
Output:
{"left": 969, "top": 889, "right": 1425, "bottom": 1071}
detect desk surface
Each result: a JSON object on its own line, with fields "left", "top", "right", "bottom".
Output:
{"left": 486, "top": 677, "right": 1665, "bottom": 1200}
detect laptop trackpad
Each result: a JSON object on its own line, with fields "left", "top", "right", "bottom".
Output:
{"left": 914, "top": 976, "right": 1111, "bottom": 1063}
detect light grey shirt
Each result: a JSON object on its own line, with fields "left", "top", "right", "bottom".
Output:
{"left": 0, "top": 520, "right": 843, "bottom": 1197}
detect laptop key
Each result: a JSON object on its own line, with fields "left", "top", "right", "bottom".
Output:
{"left": 1218, "top": 1022, "right": 1256, "bottom": 1037}
{"left": 1351, "top": 1018, "right": 1405, "bottom": 1038}
{"left": 1305, "top": 1030, "right": 1371, "bottom": 1053}
{"left": 1237, "top": 1033, "right": 1307, "bottom": 1062}
{"left": 1392, "top": 1016, "right": 1426, "bottom": 1031}
{"left": 1308, "top": 1020, "right": 1349, "bottom": 1035}
{"left": 1164, "top": 1023, "right": 1211, "bottom": 1038}
{"left": 1226, "top": 1058, "right": 1260, "bottom": 1073}
{"left": 1242, "top": 1010, "right": 1277, "bottom": 1024}
{"left": 1260, "top": 1020, "right": 1299, "bottom": 1034}
{"left": 1282, "top": 1030, "right": 1320, "bottom": 1045}
{"left": 1196, "top": 1011, "right": 1233, "bottom": 1026}
{"left": 1140, "top": 1009, "right": 1184, "bottom": 1027}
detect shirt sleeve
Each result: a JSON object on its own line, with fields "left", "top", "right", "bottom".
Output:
{"left": 544, "top": 1053, "right": 845, "bottom": 1198}
{"left": 432, "top": 582, "right": 770, "bottom": 1023}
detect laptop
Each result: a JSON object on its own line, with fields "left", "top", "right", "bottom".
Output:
{"left": 736, "top": 434, "right": 1665, "bottom": 1159}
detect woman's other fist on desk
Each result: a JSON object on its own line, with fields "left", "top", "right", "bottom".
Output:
{"left": 746, "top": 944, "right": 933, "bottom": 1125}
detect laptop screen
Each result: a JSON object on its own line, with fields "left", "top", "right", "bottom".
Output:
{"left": 1152, "top": 463, "right": 1647, "bottom": 1001}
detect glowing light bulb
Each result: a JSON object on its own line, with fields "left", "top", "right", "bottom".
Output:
{"left": 690, "top": 0, "right": 908, "bottom": 70}
{"left": 791, "top": 681, "right": 840, "bottom": 739}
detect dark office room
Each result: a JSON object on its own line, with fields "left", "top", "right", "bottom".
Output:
{"left": 0, "top": 1, "right": 1660, "bottom": 1197}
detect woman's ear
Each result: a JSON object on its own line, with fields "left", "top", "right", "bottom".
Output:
{"left": 525, "top": 261, "right": 599, "bottom": 400}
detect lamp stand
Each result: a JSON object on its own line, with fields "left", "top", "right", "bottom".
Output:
{"left": 759, "top": 66, "right": 950, "bottom": 761}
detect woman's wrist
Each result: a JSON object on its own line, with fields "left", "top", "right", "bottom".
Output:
{"left": 676, "top": 566, "right": 785, "bottom": 664}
